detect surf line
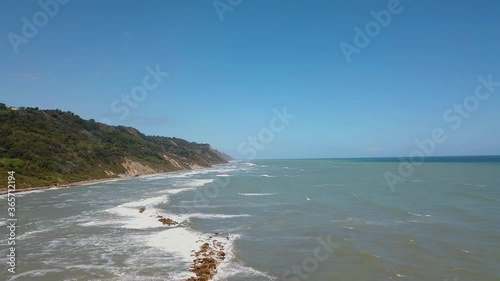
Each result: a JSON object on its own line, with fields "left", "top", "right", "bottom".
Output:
{"left": 137, "top": 206, "right": 229, "bottom": 280}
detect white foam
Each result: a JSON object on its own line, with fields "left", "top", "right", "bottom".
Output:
{"left": 160, "top": 187, "right": 195, "bottom": 195}
{"left": 154, "top": 169, "right": 218, "bottom": 179}
{"left": 145, "top": 169, "right": 211, "bottom": 179}
{"left": 214, "top": 263, "right": 275, "bottom": 281}
{"left": 238, "top": 193, "right": 276, "bottom": 196}
{"left": 144, "top": 229, "right": 268, "bottom": 280}
{"left": 464, "top": 183, "right": 487, "bottom": 187}
{"left": 188, "top": 213, "right": 251, "bottom": 219}
{"left": 99, "top": 195, "right": 180, "bottom": 229}
{"left": 208, "top": 167, "right": 239, "bottom": 174}
{"left": 45, "top": 240, "right": 63, "bottom": 251}
{"left": 146, "top": 228, "right": 202, "bottom": 262}
{"left": 78, "top": 179, "right": 119, "bottom": 186}
{"left": 80, "top": 220, "right": 120, "bottom": 227}
{"left": 175, "top": 169, "right": 212, "bottom": 177}
{"left": 216, "top": 174, "right": 231, "bottom": 177}
{"left": 121, "top": 195, "right": 170, "bottom": 208}
{"left": 17, "top": 228, "right": 53, "bottom": 240}
{"left": 166, "top": 173, "right": 194, "bottom": 178}
{"left": 50, "top": 192, "right": 72, "bottom": 198}
{"left": 154, "top": 179, "right": 214, "bottom": 195}
{"left": 13, "top": 190, "right": 46, "bottom": 197}
{"left": 7, "top": 269, "right": 62, "bottom": 281}
{"left": 408, "top": 212, "right": 431, "bottom": 218}
{"left": 106, "top": 205, "right": 172, "bottom": 229}
{"left": 260, "top": 174, "right": 274, "bottom": 177}
{"left": 140, "top": 174, "right": 171, "bottom": 180}
{"left": 177, "top": 179, "right": 214, "bottom": 188}
{"left": 213, "top": 234, "right": 275, "bottom": 281}
{"left": 53, "top": 202, "right": 71, "bottom": 208}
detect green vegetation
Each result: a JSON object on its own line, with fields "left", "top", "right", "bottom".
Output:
{"left": 0, "top": 104, "right": 230, "bottom": 189}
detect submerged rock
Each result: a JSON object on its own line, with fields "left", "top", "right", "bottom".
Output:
{"left": 156, "top": 215, "right": 178, "bottom": 226}
{"left": 186, "top": 237, "right": 227, "bottom": 281}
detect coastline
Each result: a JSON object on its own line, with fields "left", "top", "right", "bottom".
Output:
{"left": 0, "top": 165, "right": 215, "bottom": 195}
{"left": 0, "top": 176, "right": 130, "bottom": 195}
{"left": 1, "top": 163, "right": 236, "bottom": 280}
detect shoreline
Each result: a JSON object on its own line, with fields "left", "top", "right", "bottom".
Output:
{"left": 2, "top": 164, "right": 235, "bottom": 280}
{"left": 0, "top": 165, "right": 217, "bottom": 195}
{"left": 0, "top": 176, "right": 131, "bottom": 195}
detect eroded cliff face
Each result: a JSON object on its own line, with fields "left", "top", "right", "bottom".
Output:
{"left": 120, "top": 158, "right": 157, "bottom": 177}
{"left": 119, "top": 150, "right": 225, "bottom": 177}
{"left": 118, "top": 142, "right": 232, "bottom": 177}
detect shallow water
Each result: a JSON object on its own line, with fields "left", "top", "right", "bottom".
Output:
{"left": 1, "top": 158, "right": 499, "bottom": 280}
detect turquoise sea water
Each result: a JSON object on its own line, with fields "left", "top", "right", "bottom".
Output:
{"left": 1, "top": 157, "right": 499, "bottom": 280}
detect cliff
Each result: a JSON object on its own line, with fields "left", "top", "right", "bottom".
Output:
{"left": 0, "top": 104, "right": 231, "bottom": 189}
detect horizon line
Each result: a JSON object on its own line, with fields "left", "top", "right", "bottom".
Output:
{"left": 234, "top": 154, "right": 500, "bottom": 161}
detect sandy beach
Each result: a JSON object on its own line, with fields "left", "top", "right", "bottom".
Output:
{"left": 0, "top": 166, "right": 211, "bottom": 195}
{"left": 0, "top": 176, "right": 132, "bottom": 195}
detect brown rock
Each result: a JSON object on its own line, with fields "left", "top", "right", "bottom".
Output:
{"left": 156, "top": 215, "right": 178, "bottom": 226}
{"left": 187, "top": 239, "right": 226, "bottom": 281}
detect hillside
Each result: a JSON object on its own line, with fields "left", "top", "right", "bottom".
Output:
{"left": 0, "top": 104, "right": 231, "bottom": 190}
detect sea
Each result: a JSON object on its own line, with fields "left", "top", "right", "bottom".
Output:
{"left": 1, "top": 156, "right": 499, "bottom": 281}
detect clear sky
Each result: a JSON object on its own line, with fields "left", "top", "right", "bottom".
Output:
{"left": 1, "top": 0, "right": 500, "bottom": 159}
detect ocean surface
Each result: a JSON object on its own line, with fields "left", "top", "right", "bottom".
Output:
{"left": 1, "top": 157, "right": 500, "bottom": 281}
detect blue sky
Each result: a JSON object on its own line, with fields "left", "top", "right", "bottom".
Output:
{"left": 1, "top": 0, "right": 500, "bottom": 159}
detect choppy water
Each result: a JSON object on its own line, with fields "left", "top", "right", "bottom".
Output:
{"left": 1, "top": 157, "right": 500, "bottom": 281}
